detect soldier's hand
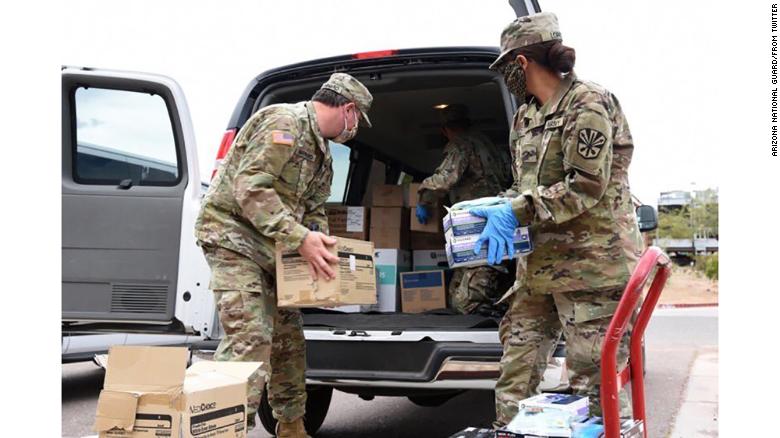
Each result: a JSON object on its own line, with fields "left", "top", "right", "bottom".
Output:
{"left": 298, "top": 232, "right": 339, "bottom": 281}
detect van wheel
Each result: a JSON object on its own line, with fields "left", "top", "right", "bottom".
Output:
{"left": 258, "top": 385, "right": 333, "bottom": 436}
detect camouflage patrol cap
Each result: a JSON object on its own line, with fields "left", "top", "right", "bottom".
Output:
{"left": 439, "top": 104, "right": 470, "bottom": 125}
{"left": 489, "top": 12, "right": 562, "bottom": 70}
{"left": 320, "top": 73, "right": 373, "bottom": 127}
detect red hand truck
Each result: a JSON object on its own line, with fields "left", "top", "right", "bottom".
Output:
{"left": 600, "top": 246, "right": 672, "bottom": 438}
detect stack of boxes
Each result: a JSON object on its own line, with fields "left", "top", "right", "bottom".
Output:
{"left": 444, "top": 205, "right": 533, "bottom": 268}
{"left": 401, "top": 183, "right": 448, "bottom": 313}
{"left": 369, "top": 185, "right": 411, "bottom": 312}
{"left": 323, "top": 183, "right": 451, "bottom": 313}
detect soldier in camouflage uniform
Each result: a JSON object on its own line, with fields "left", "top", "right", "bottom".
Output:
{"left": 195, "top": 73, "right": 372, "bottom": 437}
{"left": 416, "top": 104, "right": 513, "bottom": 315}
{"left": 470, "top": 13, "right": 644, "bottom": 426}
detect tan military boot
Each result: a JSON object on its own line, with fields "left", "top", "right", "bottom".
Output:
{"left": 275, "top": 417, "right": 310, "bottom": 438}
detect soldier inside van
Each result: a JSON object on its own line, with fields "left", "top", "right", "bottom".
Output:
{"left": 415, "top": 104, "right": 514, "bottom": 316}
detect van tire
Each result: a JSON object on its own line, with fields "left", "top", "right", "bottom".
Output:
{"left": 257, "top": 385, "right": 333, "bottom": 435}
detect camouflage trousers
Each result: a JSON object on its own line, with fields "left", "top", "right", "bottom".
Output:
{"left": 203, "top": 246, "right": 306, "bottom": 427}
{"left": 493, "top": 286, "right": 632, "bottom": 427}
{"left": 449, "top": 266, "right": 503, "bottom": 314}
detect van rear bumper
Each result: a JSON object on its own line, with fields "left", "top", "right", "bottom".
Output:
{"left": 304, "top": 339, "right": 502, "bottom": 383}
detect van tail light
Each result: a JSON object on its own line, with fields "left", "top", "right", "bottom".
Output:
{"left": 352, "top": 49, "right": 398, "bottom": 60}
{"left": 211, "top": 128, "right": 238, "bottom": 180}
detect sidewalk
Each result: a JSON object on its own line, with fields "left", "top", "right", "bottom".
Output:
{"left": 668, "top": 348, "right": 718, "bottom": 437}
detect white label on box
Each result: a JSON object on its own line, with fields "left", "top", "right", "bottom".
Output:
{"left": 349, "top": 255, "right": 356, "bottom": 271}
{"left": 346, "top": 207, "right": 364, "bottom": 232}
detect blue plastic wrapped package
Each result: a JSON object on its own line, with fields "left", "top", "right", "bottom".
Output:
{"left": 570, "top": 417, "right": 645, "bottom": 438}
{"left": 571, "top": 417, "right": 604, "bottom": 438}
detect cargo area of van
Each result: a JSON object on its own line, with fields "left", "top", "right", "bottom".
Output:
{"left": 236, "top": 50, "right": 517, "bottom": 329}
{"left": 203, "top": 52, "right": 534, "bottom": 413}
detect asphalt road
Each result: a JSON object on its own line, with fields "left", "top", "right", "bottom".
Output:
{"left": 62, "top": 307, "right": 717, "bottom": 438}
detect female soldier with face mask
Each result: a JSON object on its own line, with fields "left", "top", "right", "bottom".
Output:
{"left": 467, "top": 12, "right": 644, "bottom": 427}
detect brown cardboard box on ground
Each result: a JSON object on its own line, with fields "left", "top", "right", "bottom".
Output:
{"left": 326, "top": 205, "right": 369, "bottom": 240}
{"left": 370, "top": 226, "right": 410, "bottom": 250}
{"left": 372, "top": 185, "right": 406, "bottom": 207}
{"left": 410, "top": 205, "right": 444, "bottom": 233}
{"left": 407, "top": 182, "right": 422, "bottom": 208}
{"left": 400, "top": 270, "right": 447, "bottom": 313}
{"left": 94, "top": 346, "right": 262, "bottom": 438}
{"left": 410, "top": 231, "right": 446, "bottom": 250}
{"left": 370, "top": 207, "right": 408, "bottom": 229}
{"left": 276, "top": 237, "right": 377, "bottom": 307}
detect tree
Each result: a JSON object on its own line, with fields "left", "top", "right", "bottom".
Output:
{"left": 658, "top": 207, "right": 693, "bottom": 239}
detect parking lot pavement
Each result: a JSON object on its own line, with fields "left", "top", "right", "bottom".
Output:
{"left": 63, "top": 307, "right": 718, "bottom": 437}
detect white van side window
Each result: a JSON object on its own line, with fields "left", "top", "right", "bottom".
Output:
{"left": 74, "top": 87, "right": 179, "bottom": 186}
{"left": 328, "top": 142, "right": 350, "bottom": 203}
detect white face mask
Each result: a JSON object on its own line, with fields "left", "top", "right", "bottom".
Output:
{"left": 332, "top": 107, "right": 359, "bottom": 143}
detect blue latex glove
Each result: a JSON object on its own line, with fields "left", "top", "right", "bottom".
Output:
{"left": 416, "top": 205, "right": 430, "bottom": 224}
{"left": 469, "top": 203, "right": 519, "bottom": 265}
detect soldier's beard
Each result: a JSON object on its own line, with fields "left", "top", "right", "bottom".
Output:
{"left": 332, "top": 110, "right": 359, "bottom": 144}
{"left": 501, "top": 61, "right": 527, "bottom": 102}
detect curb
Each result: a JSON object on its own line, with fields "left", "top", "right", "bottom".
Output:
{"left": 657, "top": 303, "right": 718, "bottom": 309}
{"left": 668, "top": 349, "right": 718, "bottom": 437}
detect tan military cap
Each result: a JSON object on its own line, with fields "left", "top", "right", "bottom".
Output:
{"left": 320, "top": 73, "right": 373, "bottom": 127}
{"left": 439, "top": 104, "right": 470, "bottom": 124}
{"left": 489, "top": 12, "right": 562, "bottom": 70}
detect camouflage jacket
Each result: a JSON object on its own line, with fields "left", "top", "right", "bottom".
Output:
{"left": 507, "top": 73, "right": 643, "bottom": 295}
{"left": 419, "top": 129, "right": 512, "bottom": 206}
{"left": 195, "top": 101, "right": 333, "bottom": 274}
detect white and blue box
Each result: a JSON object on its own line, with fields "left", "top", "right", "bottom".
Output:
{"left": 446, "top": 226, "right": 533, "bottom": 269}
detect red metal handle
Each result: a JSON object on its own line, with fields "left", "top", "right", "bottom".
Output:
{"left": 600, "top": 246, "right": 672, "bottom": 438}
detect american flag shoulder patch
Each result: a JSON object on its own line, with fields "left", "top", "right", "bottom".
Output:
{"left": 271, "top": 130, "right": 295, "bottom": 146}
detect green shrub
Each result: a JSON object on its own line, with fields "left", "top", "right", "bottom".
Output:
{"left": 694, "top": 253, "right": 718, "bottom": 280}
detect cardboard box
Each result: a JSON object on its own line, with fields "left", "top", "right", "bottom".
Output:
{"left": 412, "top": 249, "right": 449, "bottom": 271}
{"left": 326, "top": 205, "right": 369, "bottom": 240}
{"left": 370, "top": 226, "right": 410, "bottom": 250}
{"left": 400, "top": 270, "right": 447, "bottom": 313}
{"left": 410, "top": 231, "right": 446, "bottom": 250}
{"left": 372, "top": 184, "right": 406, "bottom": 207}
{"left": 410, "top": 205, "right": 444, "bottom": 233}
{"left": 406, "top": 183, "right": 420, "bottom": 209}
{"left": 275, "top": 237, "right": 377, "bottom": 307}
{"left": 446, "top": 227, "right": 533, "bottom": 269}
{"left": 370, "top": 207, "right": 408, "bottom": 229}
{"left": 94, "top": 346, "right": 262, "bottom": 438}
{"left": 365, "top": 249, "right": 412, "bottom": 312}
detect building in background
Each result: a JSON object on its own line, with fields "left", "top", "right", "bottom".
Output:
{"left": 654, "top": 187, "right": 719, "bottom": 264}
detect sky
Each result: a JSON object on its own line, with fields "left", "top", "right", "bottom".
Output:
{"left": 61, "top": 0, "right": 729, "bottom": 207}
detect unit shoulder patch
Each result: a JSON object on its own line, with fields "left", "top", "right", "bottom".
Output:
{"left": 576, "top": 128, "right": 606, "bottom": 160}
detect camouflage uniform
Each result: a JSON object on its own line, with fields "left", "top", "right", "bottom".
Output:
{"left": 419, "top": 105, "right": 512, "bottom": 315}
{"left": 488, "top": 13, "right": 644, "bottom": 426}
{"left": 194, "top": 73, "right": 372, "bottom": 426}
